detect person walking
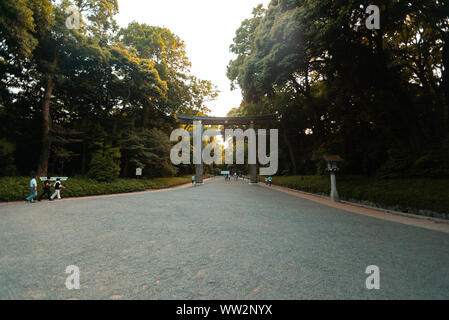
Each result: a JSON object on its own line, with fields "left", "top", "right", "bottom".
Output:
{"left": 38, "top": 176, "right": 52, "bottom": 201}
{"left": 268, "top": 176, "right": 272, "bottom": 186}
{"left": 26, "top": 175, "right": 38, "bottom": 203}
{"left": 50, "top": 178, "right": 65, "bottom": 200}
{"left": 191, "top": 175, "right": 195, "bottom": 185}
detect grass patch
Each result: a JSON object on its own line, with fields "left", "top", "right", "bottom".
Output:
{"left": 0, "top": 176, "right": 196, "bottom": 202}
{"left": 270, "top": 175, "right": 449, "bottom": 215}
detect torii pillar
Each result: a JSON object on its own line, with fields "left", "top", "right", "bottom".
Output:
{"left": 249, "top": 121, "right": 257, "bottom": 184}
{"left": 195, "top": 120, "right": 203, "bottom": 184}
{"left": 176, "top": 114, "right": 276, "bottom": 186}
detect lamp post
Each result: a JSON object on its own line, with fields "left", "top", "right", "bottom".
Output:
{"left": 324, "top": 155, "right": 344, "bottom": 202}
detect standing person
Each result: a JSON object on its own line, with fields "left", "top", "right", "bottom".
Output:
{"left": 191, "top": 175, "right": 195, "bottom": 185}
{"left": 268, "top": 176, "right": 272, "bottom": 186}
{"left": 25, "top": 175, "right": 38, "bottom": 203}
{"left": 38, "top": 176, "right": 52, "bottom": 201}
{"left": 265, "top": 177, "right": 268, "bottom": 185}
{"left": 50, "top": 178, "right": 65, "bottom": 200}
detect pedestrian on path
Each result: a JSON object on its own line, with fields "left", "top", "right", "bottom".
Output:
{"left": 192, "top": 175, "right": 195, "bottom": 185}
{"left": 38, "top": 176, "right": 52, "bottom": 201}
{"left": 50, "top": 178, "right": 65, "bottom": 200}
{"left": 25, "top": 175, "right": 38, "bottom": 203}
{"left": 268, "top": 176, "right": 272, "bottom": 186}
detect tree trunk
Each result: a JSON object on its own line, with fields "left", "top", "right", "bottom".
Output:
{"left": 37, "top": 48, "right": 58, "bottom": 176}
{"left": 282, "top": 124, "right": 297, "bottom": 175}
{"left": 81, "top": 142, "right": 87, "bottom": 174}
{"left": 442, "top": 35, "right": 449, "bottom": 131}
{"left": 37, "top": 76, "right": 55, "bottom": 176}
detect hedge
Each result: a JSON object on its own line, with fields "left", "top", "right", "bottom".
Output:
{"left": 0, "top": 176, "right": 195, "bottom": 202}
{"left": 270, "top": 175, "right": 449, "bottom": 216}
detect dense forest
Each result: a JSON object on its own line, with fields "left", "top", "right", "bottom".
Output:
{"left": 0, "top": 0, "right": 217, "bottom": 179}
{"left": 1, "top": 0, "right": 448, "bottom": 181}
{"left": 227, "top": 0, "right": 449, "bottom": 178}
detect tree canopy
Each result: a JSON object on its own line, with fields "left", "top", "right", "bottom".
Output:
{"left": 227, "top": 0, "right": 449, "bottom": 177}
{"left": 0, "top": 0, "right": 217, "bottom": 178}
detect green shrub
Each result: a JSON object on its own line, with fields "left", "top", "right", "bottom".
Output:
{"left": 88, "top": 148, "right": 121, "bottom": 182}
{"left": 0, "top": 138, "right": 16, "bottom": 176}
{"left": 271, "top": 175, "right": 449, "bottom": 215}
{"left": 0, "top": 176, "right": 193, "bottom": 202}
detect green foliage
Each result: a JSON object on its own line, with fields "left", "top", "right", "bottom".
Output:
{"left": 228, "top": 0, "right": 449, "bottom": 178}
{"left": 270, "top": 175, "right": 449, "bottom": 215}
{"left": 377, "top": 139, "right": 449, "bottom": 178}
{"left": 118, "top": 22, "right": 218, "bottom": 115}
{"left": 376, "top": 147, "right": 415, "bottom": 178}
{"left": 411, "top": 139, "right": 449, "bottom": 178}
{"left": 0, "top": 139, "right": 17, "bottom": 176}
{"left": 0, "top": 175, "right": 194, "bottom": 202}
{"left": 0, "top": 1, "right": 217, "bottom": 177}
{"left": 0, "top": 0, "right": 37, "bottom": 58}
{"left": 118, "top": 128, "right": 177, "bottom": 178}
{"left": 87, "top": 147, "right": 121, "bottom": 182}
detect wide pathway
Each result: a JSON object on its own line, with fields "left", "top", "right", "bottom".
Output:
{"left": 0, "top": 178, "right": 448, "bottom": 299}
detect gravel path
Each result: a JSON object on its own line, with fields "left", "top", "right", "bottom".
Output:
{"left": 0, "top": 178, "right": 448, "bottom": 299}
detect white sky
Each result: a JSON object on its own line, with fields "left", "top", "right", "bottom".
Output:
{"left": 116, "top": 0, "right": 271, "bottom": 116}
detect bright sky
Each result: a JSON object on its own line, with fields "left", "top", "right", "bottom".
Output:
{"left": 116, "top": 0, "right": 271, "bottom": 116}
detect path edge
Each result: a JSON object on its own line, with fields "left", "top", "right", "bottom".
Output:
{"left": 0, "top": 178, "right": 212, "bottom": 206}
{"left": 258, "top": 182, "right": 449, "bottom": 234}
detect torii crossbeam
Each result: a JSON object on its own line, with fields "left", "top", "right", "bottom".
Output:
{"left": 176, "top": 114, "right": 276, "bottom": 184}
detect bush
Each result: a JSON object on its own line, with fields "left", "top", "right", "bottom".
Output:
{"left": 0, "top": 138, "right": 16, "bottom": 176}
{"left": 118, "top": 128, "right": 178, "bottom": 178}
{"left": 88, "top": 148, "right": 121, "bottom": 182}
{"left": 0, "top": 176, "right": 194, "bottom": 202}
{"left": 271, "top": 175, "right": 449, "bottom": 215}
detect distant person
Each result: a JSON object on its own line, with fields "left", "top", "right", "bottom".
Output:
{"left": 50, "top": 178, "right": 65, "bottom": 200}
{"left": 26, "top": 175, "right": 38, "bottom": 203}
{"left": 192, "top": 175, "right": 195, "bottom": 185}
{"left": 265, "top": 177, "right": 268, "bottom": 185}
{"left": 38, "top": 176, "right": 52, "bottom": 201}
{"left": 268, "top": 176, "right": 272, "bottom": 186}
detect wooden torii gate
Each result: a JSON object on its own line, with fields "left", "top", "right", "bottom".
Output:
{"left": 176, "top": 114, "right": 276, "bottom": 184}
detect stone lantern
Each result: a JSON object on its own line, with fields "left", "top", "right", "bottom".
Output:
{"left": 324, "top": 155, "right": 344, "bottom": 202}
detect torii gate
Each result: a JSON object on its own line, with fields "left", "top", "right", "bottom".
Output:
{"left": 176, "top": 114, "right": 276, "bottom": 184}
